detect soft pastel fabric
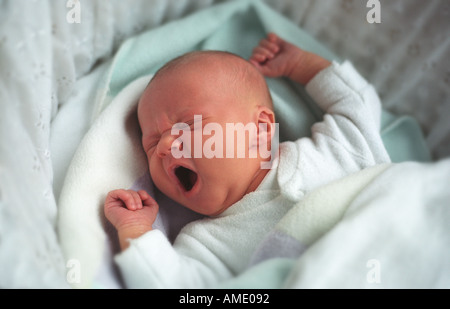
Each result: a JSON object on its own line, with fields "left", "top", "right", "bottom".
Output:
{"left": 217, "top": 159, "right": 450, "bottom": 289}
{"left": 2, "top": 0, "right": 448, "bottom": 289}
{"left": 56, "top": 0, "right": 434, "bottom": 289}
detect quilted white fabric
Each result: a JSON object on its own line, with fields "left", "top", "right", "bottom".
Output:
{"left": 0, "top": 0, "right": 448, "bottom": 288}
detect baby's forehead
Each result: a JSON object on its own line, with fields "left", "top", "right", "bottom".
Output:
{"left": 147, "top": 54, "right": 250, "bottom": 93}
{"left": 138, "top": 51, "right": 267, "bottom": 116}
{"left": 165, "top": 51, "right": 251, "bottom": 79}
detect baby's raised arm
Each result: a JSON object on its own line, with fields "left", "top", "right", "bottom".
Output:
{"left": 250, "top": 33, "right": 331, "bottom": 85}
{"left": 250, "top": 33, "right": 390, "bottom": 188}
{"left": 104, "top": 189, "right": 159, "bottom": 250}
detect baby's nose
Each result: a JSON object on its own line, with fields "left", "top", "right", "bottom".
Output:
{"left": 156, "top": 132, "right": 183, "bottom": 158}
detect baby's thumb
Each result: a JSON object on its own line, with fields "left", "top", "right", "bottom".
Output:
{"left": 249, "top": 59, "right": 272, "bottom": 77}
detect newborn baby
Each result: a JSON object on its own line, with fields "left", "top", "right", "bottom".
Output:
{"left": 104, "top": 33, "right": 390, "bottom": 288}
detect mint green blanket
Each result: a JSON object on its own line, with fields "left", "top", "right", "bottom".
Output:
{"left": 100, "top": 0, "right": 430, "bottom": 163}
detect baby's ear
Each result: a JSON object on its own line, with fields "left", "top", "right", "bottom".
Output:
{"left": 256, "top": 107, "right": 276, "bottom": 148}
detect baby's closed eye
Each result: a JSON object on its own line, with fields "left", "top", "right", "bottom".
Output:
{"left": 143, "top": 137, "right": 160, "bottom": 154}
{"left": 149, "top": 139, "right": 159, "bottom": 150}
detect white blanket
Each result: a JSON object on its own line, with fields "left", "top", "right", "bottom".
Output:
{"left": 1, "top": 0, "right": 449, "bottom": 288}
{"left": 285, "top": 159, "right": 450, "bottom": 288}
{"left": 218, "top": 159, "right": 450, "bottom": 288}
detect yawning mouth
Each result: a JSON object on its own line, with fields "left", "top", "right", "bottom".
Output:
{"left": 174, "top": 165, "right": 198, "bottom": 192}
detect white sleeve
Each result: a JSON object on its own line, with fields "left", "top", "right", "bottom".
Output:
{"left": 114, "top": 229, "right": 232, "bottom": 288}
{"left": 305, "top": 60, "right": 390, "bottom": 165}
{"left": 277, "top": 61, "right": 391, "bottom": 198}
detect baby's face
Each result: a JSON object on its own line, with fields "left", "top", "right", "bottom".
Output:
{"left": 138, "top": 58, "right": 270, "bottom": 216}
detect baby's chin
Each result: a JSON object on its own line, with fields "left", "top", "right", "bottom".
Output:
{"left": 178, "top": 189, "right": 240, "bottom": 217}
{"left": 181, "top": 198, "right": 230, "bottom": 217}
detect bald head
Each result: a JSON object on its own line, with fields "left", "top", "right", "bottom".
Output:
{"left": 147, "top": 50, "right": 273, "bottom": 111}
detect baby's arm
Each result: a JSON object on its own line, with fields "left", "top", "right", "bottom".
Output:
{"left": 250, "top": 33, "right": 331, "bottom": 85}
{"left": 250, "top": 33, "right": 390, "bottom": 184}
{"left": 106, "top": 191, "right": 232, "bottom": 288}
{"left": 104, "top": 189, "right": 159, "bottom": 250}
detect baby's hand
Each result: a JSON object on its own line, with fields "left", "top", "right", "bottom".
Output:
{"left": 250, "top": 33, "right": 330, "bottom": 85}
{"left": 104, "top": 189, "right": 159, "bottom": 249}
{"left": 250, "top": 33, "right": 301, "bottom": 78}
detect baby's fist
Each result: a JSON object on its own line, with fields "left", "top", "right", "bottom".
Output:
{"left": 250, "top": 32, "right": 331, "bottom": 85}
{"left": 104, "top": 189, "right": 159, "bottom": 232}
{"left": 250, "top": 33, "right": 299, "bottom": 78}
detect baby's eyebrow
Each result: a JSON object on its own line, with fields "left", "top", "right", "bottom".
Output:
{"left": 184, "top": 114, "right": 206, "bottom": 125}
{"left": 171, "top": 116, "right": 203, "bottom": 129}
{"left": 144, "top": 115, "right": 207, "bottom": 144}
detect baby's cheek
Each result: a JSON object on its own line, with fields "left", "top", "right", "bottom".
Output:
{"left": 148, "top": 158, "right": 162, "bottom": 183}
{"left": 148, "top": 158, "right": 172, "bottom": 196}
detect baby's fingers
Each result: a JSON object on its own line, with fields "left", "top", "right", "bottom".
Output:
{"left": 259, "top": 37, "right": 280, "bottom": 54}
{"left": 138, "top": 190, "right": 158, "bottom": 208}
{"left": 115, "top": 189, "right": 141, "bottom": 210}
{"left": 130, "top": 190, "right": 144, "bottom": 210}
{"left": 251, "top": 46, "right": 273, "bottom": 65}
{"left": 106, "top": 189, "right": 142, "bottom": 211}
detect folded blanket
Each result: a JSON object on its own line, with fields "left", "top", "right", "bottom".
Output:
{"left": 57, "top": 0, "right": 432, "bottom": 288}
{"left": 218, "top": 159, "right": 450, "bottom": 288}
{"left": 249, "top": 164, "right": 392, "bottom": 267}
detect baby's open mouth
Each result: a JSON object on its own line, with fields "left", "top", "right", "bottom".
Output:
{"left": 175, "top": 166, "right": 198, "bottom": 192}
